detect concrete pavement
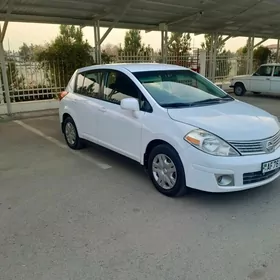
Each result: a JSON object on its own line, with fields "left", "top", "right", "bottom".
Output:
{"left": 1, "top": 94, "right": 280, "bottom": 280}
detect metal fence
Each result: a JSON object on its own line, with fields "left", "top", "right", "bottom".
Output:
{"left": 0, "top": 52, "right": 200, "bottom": 103}
{"left": 0, "top": 51, "right": 256, "bottom": 104}
{"left": 205, "top": 55, "right": 258, "bottom": 83}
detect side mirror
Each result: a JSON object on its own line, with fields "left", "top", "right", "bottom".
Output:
{"left": 120, "top": 98, "right": 140, "bottom": 111}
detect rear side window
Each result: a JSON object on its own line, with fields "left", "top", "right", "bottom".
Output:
{"left": 273, "top": 66, "right": 280, "bottom": 77}
{"left": 74, "top": 70, "right": 103, "bottom": 98}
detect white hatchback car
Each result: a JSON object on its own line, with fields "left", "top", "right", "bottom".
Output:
{"left": 59, "top": 63, "right": 280, "bottom": 197}
{"left": 230, "top": 63, "right": 280, "bottom": 96}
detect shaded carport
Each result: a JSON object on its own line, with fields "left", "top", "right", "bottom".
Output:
{"left": 0, "top": 0, "right": 280, "bottom": 114}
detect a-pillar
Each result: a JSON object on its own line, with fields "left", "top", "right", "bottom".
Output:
{"left": 159, "top": 23, "right": 168, "bottom": 64}
{"left": 0, "top": 26, "right": 11, "bottom": 114}
{"left": 93, "top": 20, "right": 102, "bottom": 64}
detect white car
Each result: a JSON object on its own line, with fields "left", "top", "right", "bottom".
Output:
{"left": 59, "top": 63, "right": 280, "bottom": 197}
{"left": 230, "top": 63, "right": 280, "bottom": 96}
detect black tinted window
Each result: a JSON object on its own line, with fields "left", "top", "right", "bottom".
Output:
{"left": 75, "top": 70, "right": 103, "bottom": 97}
{"left": 103, "top": 71, "right": 139, "bottom": 104}
{"left": 273, "top": 66, "right": 280, "bottom": 77}
{"left": 255, "top": 66, "right": 273, "bottom": 76}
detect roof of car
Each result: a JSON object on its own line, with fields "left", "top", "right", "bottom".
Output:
{"left": 261, "top": 63, "right": 280, "bottom": 66}
{"left": 77, "top": 63, "right": 188, "bottom": 73}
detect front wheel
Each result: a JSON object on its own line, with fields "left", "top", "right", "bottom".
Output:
{"left": 234, "top": 83, "right": 246, "bottom": 96}
{"left": 147, "top": 144, "right": 187, "bottom": 197}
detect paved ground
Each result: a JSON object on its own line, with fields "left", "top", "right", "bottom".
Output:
{"left": 1, "top": 94, "right": 280, "bottom": 280}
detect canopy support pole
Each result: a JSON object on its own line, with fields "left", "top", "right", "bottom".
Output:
{"left": 276, "top": 39, "right": 280, "bottom": 63}
{"left": 0, "top": 24, "right": 11, "bottom": 115}
{"left": 160, "top": 23, "right": 168, "bottom": 64}
{"left": 93, "top": 20, "right": 101, "bottom": 64}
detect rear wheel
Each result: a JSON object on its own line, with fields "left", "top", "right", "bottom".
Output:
{"left": 147, "top": 144, "right": 187, "bottom": 197}
{"left": 234, "top": 83, "right": 246, "bottom": 96}
{"left": 63, "top": 116, "right": 84, "bottom": 150}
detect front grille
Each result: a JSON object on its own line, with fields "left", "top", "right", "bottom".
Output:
{"left": 229, "top": 130, "right": 280, "bottom": 155}
{"left": 243, "top": 168, "right": 280, "bottom": 185}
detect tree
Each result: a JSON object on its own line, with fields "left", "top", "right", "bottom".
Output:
{"left": 166, "top": 32, "right": 191, "bottom": 66}
{"left": 236, "top": 44, "right": 272, "bottom": 74}
{"left": 201, "top": 34, "right": 231, "bottom": 78}
{"left": 168, "top": 32, "right": 191, "bottom": 55}
{"left": 253, "top": 46, "right": 271, "bottom": 65}
{"left": 36, "top": 25, "right": 93, "bottom": 88}
{"left": 201, "top": 34, "right": 226, "bottom": 54}
{"left": 118, "top": 29, "right": 153, "bottom": 62}
{"left": 19, "top": 43, "right": 44, "bottom": 61}
{"left": 123, "top": 29, "right": 142, "bottom": 54}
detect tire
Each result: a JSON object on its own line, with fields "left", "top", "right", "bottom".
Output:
{"left": 234, "top": 83, "right": 246, "bottom": 96}
{"left": 147, "top": 144, "right": 187, "bottom": 197}
{"left": 63, "top": 116, "right": 84, "bottom": 150}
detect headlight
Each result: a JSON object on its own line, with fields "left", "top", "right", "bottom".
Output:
{"left": 184, "top": 129, "right": 240, "bottom": 157}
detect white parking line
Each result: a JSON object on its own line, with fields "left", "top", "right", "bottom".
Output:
{"left": 14, "top": 120, "right": 112, "bottom": 170}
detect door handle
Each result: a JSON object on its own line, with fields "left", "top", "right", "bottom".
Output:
{"left": 266, "top": 78, "right": 270, "bottom": 80}
{"left": 98, "top": 107, "right": 107, "bottom": 112}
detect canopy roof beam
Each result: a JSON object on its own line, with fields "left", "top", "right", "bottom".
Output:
{"left": 0, "top": 0, "right": 14, "bottom": 42}
{"left": 254, "top": 38, "right": 267, "bottom": 48}
{"left": 98, "top": 0, "right": 133, "bottom": 45}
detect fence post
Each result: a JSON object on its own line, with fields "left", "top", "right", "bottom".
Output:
{"left": 0, "top": 42, "right": 11, "bottom": 114}
{"left": 199, "top": 49, "right": 206, "bottom": 77}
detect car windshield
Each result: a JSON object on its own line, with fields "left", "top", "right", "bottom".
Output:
{"left": 133, "top": 69, "right": 233, "bottom": 108}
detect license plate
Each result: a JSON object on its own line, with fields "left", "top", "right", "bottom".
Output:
{"left": 262, "top": 158, "right": 280, "bottom": 174}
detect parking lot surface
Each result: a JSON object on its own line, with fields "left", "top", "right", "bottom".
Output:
{"left": 1, "top": 93, "right": 280, "bottom": 280}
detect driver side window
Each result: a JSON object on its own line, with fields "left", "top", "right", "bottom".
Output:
{"left": 103, "top": 70, "right": 152, "bottom": 112}
{"left": 255, "top": 66, "right": 273, "bottom": 77}
{"left": 103, "top": 71, "right": 139, "bottom": 104}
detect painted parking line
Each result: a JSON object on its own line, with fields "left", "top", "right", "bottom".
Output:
{"left": 14, "top": 120, "right": 112, "bottom": 170}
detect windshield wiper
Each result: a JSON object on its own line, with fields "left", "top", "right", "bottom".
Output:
{"left": 221, "top": 95, "right": 234, "bottom": 100}
{"left": 160, "top": 102, "right": 191, "bottom": 108}
{"left": 188, "top": 98, "right": 222, "bottom": 106}
{"left": 189, "top": 97, "right": 234, "bottom": 107}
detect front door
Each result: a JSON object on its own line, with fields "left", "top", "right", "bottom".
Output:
{"left": 250, "top": 65, "right": 273, "bottom": 93}
{"left": 271, "top": 66, "right": 280, "bottom": 94}
{"left": 96, "top": 70, "right": 145, "bottom": 162}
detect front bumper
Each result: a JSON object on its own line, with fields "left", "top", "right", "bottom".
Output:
{"left": 181, "top": 147, "right": 280, "bottom": 193}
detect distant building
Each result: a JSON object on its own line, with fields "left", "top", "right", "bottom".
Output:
{"left": 266, "top": 44, "right": 279, "bottom": 52}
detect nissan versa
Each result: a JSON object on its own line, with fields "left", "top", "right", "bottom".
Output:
{"left": 59, "top": 63, "right": 280, "bottom": 197}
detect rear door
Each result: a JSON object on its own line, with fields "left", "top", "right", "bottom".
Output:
{"left": 72, "top": 69, "right": 104, "bottom": 143}
{"left": 271, "top": 66, "right": 280, "bottom": 94}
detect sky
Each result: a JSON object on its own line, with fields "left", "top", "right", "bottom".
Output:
{"left": 2, "top": 22, "right": 278, "bottom": 52}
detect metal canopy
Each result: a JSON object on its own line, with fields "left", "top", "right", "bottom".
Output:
{"left": 0, "top": 0, "right": 280, "bottom": 38}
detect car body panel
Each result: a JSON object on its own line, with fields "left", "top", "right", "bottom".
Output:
{"left": 59, "top": 63, "right": 280, "bottom": 193}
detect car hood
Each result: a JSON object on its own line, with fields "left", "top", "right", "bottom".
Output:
{"left": 167, "top": 100, "right": 279, "bottom": 141}
{"left": 232, "top": 75, "right": 251, "bottom": 80}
